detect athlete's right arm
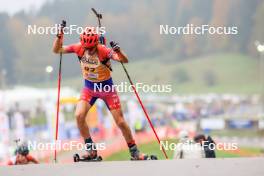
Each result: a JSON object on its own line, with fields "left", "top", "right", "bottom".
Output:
{"left": 52, "top": 37, "right": 69, "bottom": 54}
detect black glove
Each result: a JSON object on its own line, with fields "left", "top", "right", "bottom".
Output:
{"left": 110, "top": 41, "right": 120, "bottom": 52}
{"left": 57, "top": 20, "right": 66, "bottom": 39}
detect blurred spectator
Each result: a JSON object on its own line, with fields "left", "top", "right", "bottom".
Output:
{"left": 194, "top": 134, "right": 216, "bottom": 158}
{"left": 173, "top": 131, "right": 205, "bottom": 159}
{"left": 7, "top": 143, "right": 39, "bottom": 165}
{"left": 0, "top": 105, "right": 10, "bottom": 161}
{"left": 13, "top": 109, "right": 25, "bottom": 141}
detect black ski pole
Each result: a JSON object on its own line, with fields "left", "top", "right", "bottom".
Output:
{"left": 92, "top": 8, "right": 102, "bottom": 28}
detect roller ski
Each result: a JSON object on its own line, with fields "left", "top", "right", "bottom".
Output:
{"left": 73, "top": 150, "right": 102, "bottom": 162}
{"left": 131, "top": 154, "right": 158, "bottom": 160}
{"left": 129, "top": 145, "right": 158, "bottom": 160}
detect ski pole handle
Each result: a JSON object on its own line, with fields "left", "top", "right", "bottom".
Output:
{"left": 91, "top": 8, "right": 102, "bottom": 27}
{"left": 110, "top": 41, "right": 120, "bottom": 52}
{"left": 57, "top": 20, "right": 66, "bottom": 39}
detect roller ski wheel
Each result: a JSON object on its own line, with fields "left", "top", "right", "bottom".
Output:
{"left": 149, "top": 155, "right": 158, "bottom": 160}
{"left": 73, "top": 153, "right": 103, "bottom": 162}
{"left": 131, "top": 154, "right": 158, "bottom": 161}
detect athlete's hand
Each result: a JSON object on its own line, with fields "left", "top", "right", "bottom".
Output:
{"left": 56, "top": 20, "right": 66, "bottom": 39}
{"left": 110, "top": 41, "right": 128, "bottom": 63}
{"left": 110, "top": 41, "right": 120, "bottom": 52}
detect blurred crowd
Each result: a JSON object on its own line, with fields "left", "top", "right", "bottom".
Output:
{"left": 0, "top": 94, "right": 263, "bottom": 161}
{"left": 124, "top": 94, "right": 262, "bottom": 130}
{"left": 1, "top": 94, "right": 262, "bottom": 137}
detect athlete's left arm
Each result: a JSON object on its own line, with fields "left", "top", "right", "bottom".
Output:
{"left": 110, "top": 41, "right": 128, "bottom": 63}
{"left": 113, "top": 50, "right": 128, "bottom": 63}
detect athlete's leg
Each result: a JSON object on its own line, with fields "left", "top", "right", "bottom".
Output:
{"left": 101, "top": 90, "right": 134, "bottom": 143}
{"left": 75, "top": 88, "right": 98, "bottom": 158}
{"left": 103, "top": 91, "right": 146, "bottom": 159}
{"left": 74, "top": 100, "right": 91, "bottom": 139}
{"left": 110, "top": 108, "right": 134, "bottom": 143}
{"left": 110, "top": 108, "right": 146, "bottom": 159}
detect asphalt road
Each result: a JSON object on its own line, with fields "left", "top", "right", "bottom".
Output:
{"left": 1, "top": 158, "right": 264, "bottom": 176}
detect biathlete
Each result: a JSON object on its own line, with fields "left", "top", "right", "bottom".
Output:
{"left": 53, "top": 26, "right": 148, "bottom": 160}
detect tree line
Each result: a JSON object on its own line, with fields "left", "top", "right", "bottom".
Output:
{"left": 0, "top": 0, "right": 263, "bottom": 85}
